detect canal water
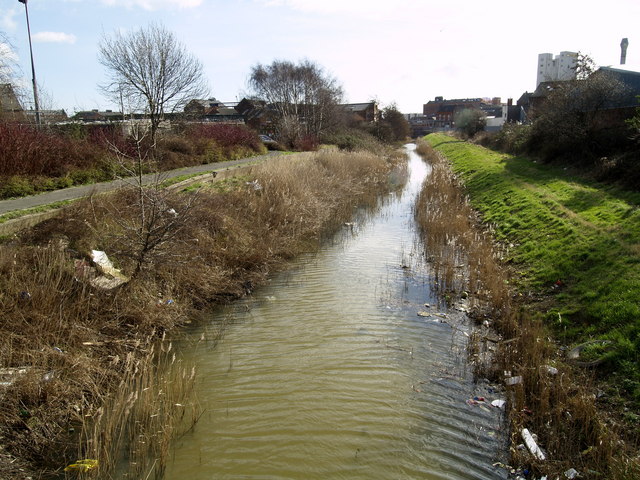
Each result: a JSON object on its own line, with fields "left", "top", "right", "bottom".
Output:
{"left": 164, "top": 145, "right": 507, "bottom": 479}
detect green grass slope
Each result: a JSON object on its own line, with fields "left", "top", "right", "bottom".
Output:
{"left": 426, "top": 133, "right": 640, "bottom": 403}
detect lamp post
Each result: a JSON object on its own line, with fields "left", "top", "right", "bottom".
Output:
{"left": 19, "top": 0, "right": 40, "bottom": 126}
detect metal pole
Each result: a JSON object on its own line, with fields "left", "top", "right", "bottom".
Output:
{"left": 21, "top": 0, "right": 40, "bottom": 125}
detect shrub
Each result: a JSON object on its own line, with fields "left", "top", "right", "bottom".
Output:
{"left": 186, "top": 124, "right": 261, "bottom": 151}
{"left": 294, "top": 134, "right": 319, "bottom": 151}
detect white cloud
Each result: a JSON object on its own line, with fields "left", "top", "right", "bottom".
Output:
{"left": 0, "top": 7, "right": 19, "bottom": 31}
{"left": 255, "top": 0, "right": 412, "bottom": 18}
{"left": 33, "top": 32, "right": 77, "bottom": 44}
{"left": 100, "top": 0, "right": 202, "bottom": 10}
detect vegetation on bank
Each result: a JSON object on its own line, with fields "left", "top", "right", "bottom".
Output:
{"left": 0, "top": 147, "right": 403, "bottom": 478}
{"left": 0, "top": 122, "right": 266, "bottom": 200}
{"left": 416, "top": 134, "right": 639, "bottom": 479}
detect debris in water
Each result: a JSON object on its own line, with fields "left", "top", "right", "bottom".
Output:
{"left": 491, "top": 399, "right": 506, "bottom": 409}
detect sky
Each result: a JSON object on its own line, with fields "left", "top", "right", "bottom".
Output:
{"left": 1, "top": 0, "right": 639, "bottom": 115}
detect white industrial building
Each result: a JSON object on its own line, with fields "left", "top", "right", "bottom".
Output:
{"left": 536, "top": 51, "right": 577, "bottom": 86}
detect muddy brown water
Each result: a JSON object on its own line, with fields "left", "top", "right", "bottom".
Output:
{"left": 163, "top": 145, "right": 507, "bottom": 479}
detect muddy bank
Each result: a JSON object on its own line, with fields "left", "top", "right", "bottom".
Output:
{"left": 0, "top": 149, "right": 404, "bottom": 479}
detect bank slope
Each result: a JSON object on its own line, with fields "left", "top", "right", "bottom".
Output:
{"left": 426, "top": 133, "right": 640, "bottom": 404}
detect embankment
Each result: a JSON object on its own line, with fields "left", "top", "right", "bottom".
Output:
{"left": 0, "top": 148, "right": 404, "bottom": 479}
{"left": 416, "top": 134, "right": 639, "bottom": 479}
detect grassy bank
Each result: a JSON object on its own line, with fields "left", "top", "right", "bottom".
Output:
{"left": 416, "top": 135, "right": 639, "bottom": 478}
{"left": 0, "top": 148, "right": 403, "bottom": 478}
{"left": 0, "top": 123, "right": 266, "bottom": 200}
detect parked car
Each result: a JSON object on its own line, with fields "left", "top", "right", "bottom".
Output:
{"left": 259, "top": 134, "right": 276, "bottom": 145}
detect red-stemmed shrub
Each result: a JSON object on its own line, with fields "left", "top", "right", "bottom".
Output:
{"left": 186, "top": 124, "right": 262, "bottom": 151}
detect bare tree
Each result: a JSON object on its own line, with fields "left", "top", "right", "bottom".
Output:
{"left": 248, "top": 59, "right": 343, "bottom": 145}
{"left": 0, "top": 32, "right": 20, "bottom": 85}
{"left": 98, "top": 23, "right": 208, "bottom": 148}
{"left": 101, "top": 125, "right": 200, "bottom": 279}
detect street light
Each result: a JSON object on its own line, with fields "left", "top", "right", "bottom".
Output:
{"left": 19, "top": 0, "right": 40, "bottom": 126}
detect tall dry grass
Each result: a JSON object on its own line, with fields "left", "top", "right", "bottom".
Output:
{"left": 0, "top": 148, "right": 402, "bottom": 477}
{"left": 414, "top": 138, "right": 638, "bottom": 479}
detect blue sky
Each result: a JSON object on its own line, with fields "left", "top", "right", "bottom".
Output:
{"left": 1, "top": 0, "right": 639, "bottom": 115}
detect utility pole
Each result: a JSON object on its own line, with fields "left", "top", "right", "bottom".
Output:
{"left": 19, "top": 0, "right": 40, "bottom": 126}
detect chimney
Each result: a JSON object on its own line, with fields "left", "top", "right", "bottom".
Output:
{"left": 621, "top": 38, "right": 629, "bottom": 65}
{"left": 507, "top": 98, "right": 513, "bottom": 106}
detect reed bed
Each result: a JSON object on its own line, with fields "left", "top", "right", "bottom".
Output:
{"left": 414, "top": 138, "right": 638, "bottom": 479}
{"left": 0, "top": 149, "right": 402, "bottom": 478}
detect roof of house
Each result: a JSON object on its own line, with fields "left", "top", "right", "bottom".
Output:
{"left": 597, "top": 66, "right": 640, "bottom": 107}
{"left": 0, "top": 83, "right": 23, "bottom": 112}
{"left": 341, "top": 103, "right": 376, "bottom": 112}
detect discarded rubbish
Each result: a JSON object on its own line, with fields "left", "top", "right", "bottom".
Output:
{"left": 0, "top": 367, "right": 30, "bottom": 388}
{"left": 64, "top": 459, "right": 98, "bottom": 472}
{"left": 88, "top": 250, "right": 129, "bottom": 290}
{"left": 521, "top": 428, "right": 546, "bottom": 461}
{"left": 167, "top": 208, "right": 178, "bottom": 217}
{"left": 41, "top": 371, "right": 55, "bottom": 383}
{"left": 567, "top": 340, "right": 614, "bottom": 367}
{"left": 246, "top": 180, "right": 262, "bottom": 191}
{"left": 417, "top": 311, "right": 430, "bottom": 317}
{"left": 505, "top": 375, "right": 523, "bottom": 386}
{"left": 491, "top": 399, "right": 506, "bottom": 409}
{"left": 564, "top": 468, "right": 579, "bottom": 479}
{"left": 543, "top": 365, "right": 559, "bottom": 375}
{"left": 19, "top": 291, "right": 31, "bottom": 300}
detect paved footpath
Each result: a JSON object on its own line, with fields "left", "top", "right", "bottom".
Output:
{"left": 0, "top": 153, "right": 276, "bottom": 216}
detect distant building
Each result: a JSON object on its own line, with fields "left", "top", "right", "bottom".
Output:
{"left": 73, "top": 109, "right": 124, "bottom": 122}
{"left": 341, "top": 102, "right": 379, "bottom": 123}
{"left": 184, "top": 98, "right": 244, "bottom": 123}
{"left": 536, "top": 51, "right": 577, "bottom": 87}
{"left": 0, "top": 83, "right": 25, "bottom": 121}
{"left": 24, "top": 109, "right": 68, "bottom": 124}
{"left": 423, "top": 97, "right": 493, "bottom": 129}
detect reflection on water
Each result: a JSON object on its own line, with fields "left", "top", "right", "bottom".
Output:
{"left": 164, "top": 145, "right": 506, "bottom": 480}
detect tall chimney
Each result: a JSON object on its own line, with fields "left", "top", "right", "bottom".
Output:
{"left": 621, "top": 38, "right": 629, "bottom": 65}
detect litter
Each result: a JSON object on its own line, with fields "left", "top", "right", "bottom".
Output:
{"left": 19, "top": 291, "right": 31, "bottom": 300}
{"left": 543, "top": 365, "right": 559, "bottom": 375}
{"left": 491, "top": 399, "right": 506, "bottom": 409}
{"left": 505, "top": 375, "right": 523, "bottom": 386}
{"left": 564, "top": 468, "right": 579, "bottom": 479}
{"left": 88, "top": 250, "right": 129, "bottom": 290}
{"left": 246, "top": 180, "right": 262, "bottom": 191}
{"left": 64, "top": 459, "right": 98, "bottom": 472}
{"left": 521, "top": 428, "right": 546, "bottom": 461}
